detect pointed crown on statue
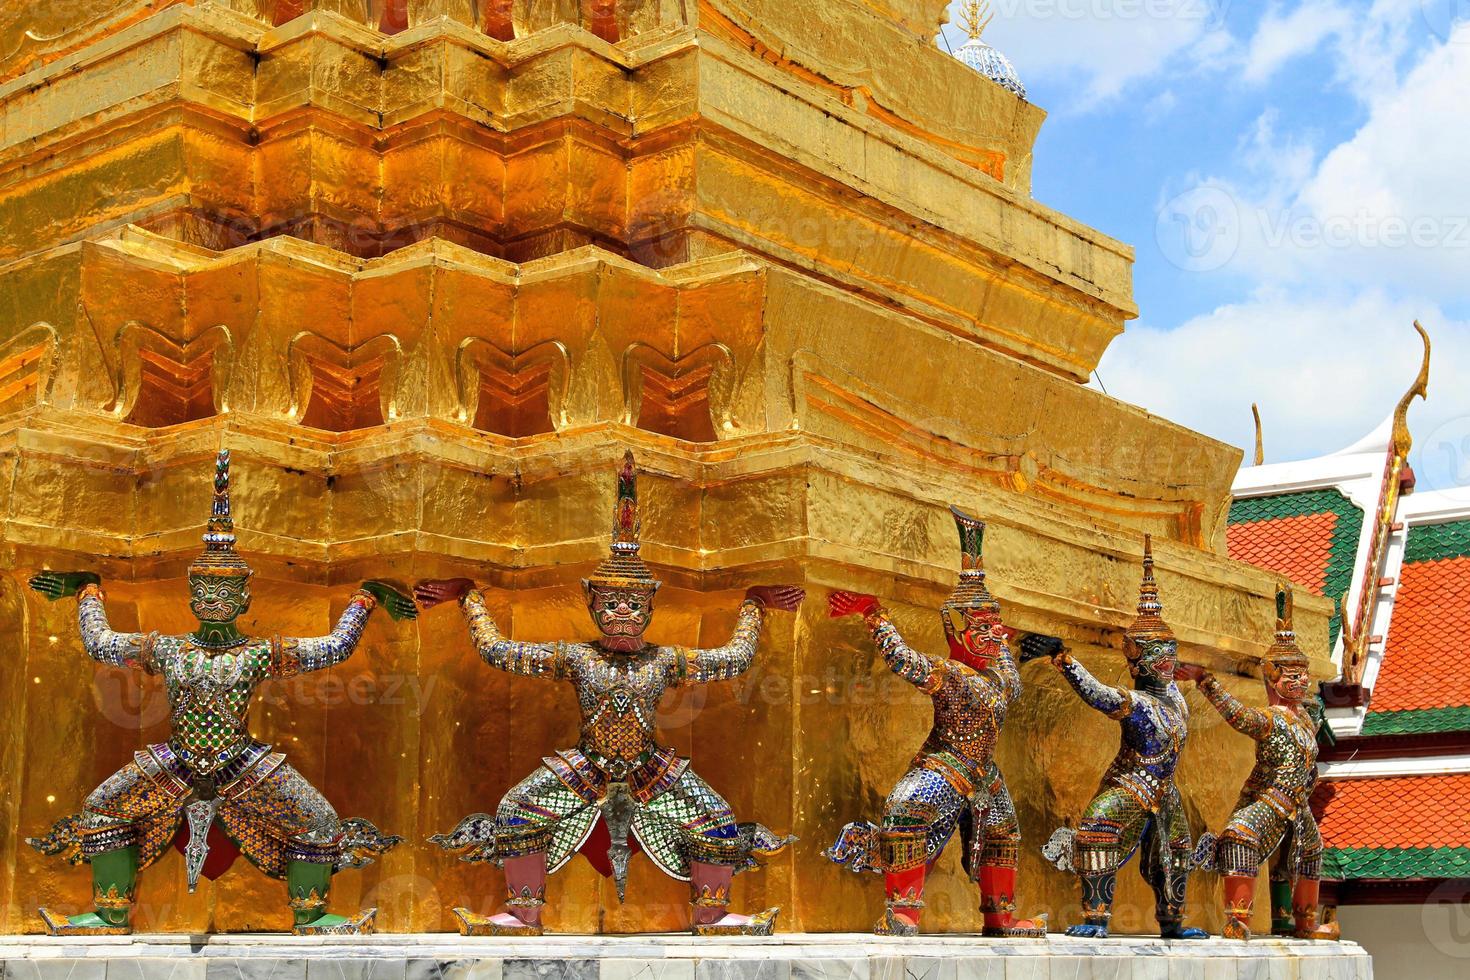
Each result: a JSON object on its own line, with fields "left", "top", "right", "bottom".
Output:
{"left": 1265, "top": 585, "right": 1310, "bottom": 673}
{"left": 187, "top": 450, "right": 252, "bottom": 579}
{"left": 1123, "top": 534, "right": 1174, "bottom": 657}
{"left": 941, "top": 506, "right": 1001, "bottom": 631}
{"left": 586, "top": 450, "right": 660, "bottom": 592}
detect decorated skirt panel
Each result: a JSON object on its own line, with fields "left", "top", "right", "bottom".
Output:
{"left": 1215, "top": 797, "right": 1323, "bottom": 879}
{"left": 828, "top": 761, "right": 1018, "bottom": 878}
{"left": 29, "top": 750, "right": 396, "bottom": 880}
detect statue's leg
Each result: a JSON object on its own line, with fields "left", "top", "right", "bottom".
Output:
{"left": 659, "top": 772, "right": 779, "bottom": 936}
{"left": 1142, "top": 792, "right": 1208, "bottom": 940}
{"left": 41, "top": 762, "right": 176, "bottom": 934}
{"left": 448, "top": 767, "right": 570, "bottom": 936}
{"left": 872, "top": 767, "right": 961, "bottom": 936}
{"left": 975, "top": 775, "right": 1046, "bottom": 937}
{"left": 1268, "top": 837, "right": 1295, "bottom": 937}
{"left": 1289, "top": 812, "right": 1337, "bottom": 939}
{"left": 1215, "top": 801, "right": 1278, "bottom": 940}
{"left": 227, "top": 761, "right": 371, "bottom": 934}
{"left": 1066, "top": 786, "right": 1148, "bottom": 938}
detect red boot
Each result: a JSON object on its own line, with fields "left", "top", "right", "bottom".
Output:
{"left": 690, "top": 861, "right": 779, "bottom": 936}
{"left": 876, "top": 865, "right": 925, "bottom": 935}
{"left": 451, "top": 851, "right": 546, "bottom": 936}
{"left": 1292, "top": 878, "right": 1340, "bottom": 940}
{"left": 978, "top": 865, "right": 1047, "bottom": 937}
{"left": 1222, "top": 875, "right": 1255, "bottom": 940}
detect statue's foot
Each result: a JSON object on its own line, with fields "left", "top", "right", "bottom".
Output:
{"left": 39, "top": 908, "right": 131, "bottom": 936}
{"left": 1160, "top": 925, "right": 1209, "bottom": 940}
{"left": 983, "top": 914, "right": 1048, "bottom": 938}
{"left": 1064, "top": 923, "right": 1109, "bottom": 938}
{"left": 692, "top": 907, "right": 779, "bottom": 937}
{"left": 873, "top": 908, "right": 919, "bottom": 937}
{"left": 1295, "top": 922, "right": 1341, "bottom": 941}
{"left": 452, "top": 907, "right": 544, "bottom": 937}
{"left": 1222, "top": 918, "right": 1251, "bottom": 940}
{"left": 293, "top": 908, "right": 377, "bottom": 936}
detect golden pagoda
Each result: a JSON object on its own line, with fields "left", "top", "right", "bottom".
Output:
{"left": 0, "top": 1, "right": 1329, "bottom": 934}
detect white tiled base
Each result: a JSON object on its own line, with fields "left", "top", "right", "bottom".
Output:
{"left": 0, "top": 934, "right": 1372, "bottom": 980}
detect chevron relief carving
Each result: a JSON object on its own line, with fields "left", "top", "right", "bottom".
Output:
{"left": 287, "top": 332, "right": 403, "bottom": 432}
{"left": 0, "top": 324, "right": 59, "bottom": 414}
{"left": 455, "top": 337, "right": 570, "bottom": 437}
{"left": 108, "top": 322, "right": 234, "bottom": 427}
{"left": 621, "top": 341, "right": 736, "bottom": 443}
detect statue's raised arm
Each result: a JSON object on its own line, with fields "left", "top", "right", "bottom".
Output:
{"left": 415, "top": 578, "right": 565, "bottom": 679}
{"left": 680, "top": 585, "right": 803, "bottom": 684}
{"left": 273, "top": 580, "right": 416, "bottom": 677}
{"left": 29, "top": 570, "right": 157, "bottom": 671}
{"left": 1052, "top": 647, "right": 1131, "bottom": 718}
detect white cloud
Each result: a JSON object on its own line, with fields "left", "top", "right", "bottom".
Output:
{"left": 1242, "top": 1, "right": 1352, "bottom": 84}
{"left": 1154, "top": 20, "right": 1470, "bottom": 297}
{"left": 1095, "top": 290, "right": 1470, "bottom": 469}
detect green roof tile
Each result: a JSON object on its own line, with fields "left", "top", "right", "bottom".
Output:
{"left": 1361, "top": 706, "right": 1470, "bottom": 735}
{"left": 1323, "top": 846, "right": 1470, "bottom": 881}
{"left": 1404, "top": 519, "right": 1470, "bottom": 564}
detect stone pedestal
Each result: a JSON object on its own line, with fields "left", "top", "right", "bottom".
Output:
{"left": 0, "top": 933, "right": 1373, "bottom": 980}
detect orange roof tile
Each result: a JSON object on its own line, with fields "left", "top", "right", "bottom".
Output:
{"left": 1227, "top": 511, "right": 1338, "bottom": 596}
{"left": 1313, "top": 774, "right": 1470, "bottom": 849}
{"left": 1373, "top": 555, "right": 1470, "bottom": 713}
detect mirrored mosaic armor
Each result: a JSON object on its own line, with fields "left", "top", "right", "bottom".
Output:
{"left": 826, "top": 508, "right": 1045, "bottom": 937}
{"left": 1042, "top": 536, "right": 1208, "bottom": 940}
{"left": 26, "top": 451, "right": 407, "bottom": 936}
{"left": 428, "top": 451, "right": 798, "bottom": 936}
{"left": 1191, "top": 588, "right": 1338, "bottom": 941}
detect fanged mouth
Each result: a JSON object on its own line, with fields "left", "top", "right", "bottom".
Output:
{"left": 603, "top": 621, "right": 641, "bottom": 634}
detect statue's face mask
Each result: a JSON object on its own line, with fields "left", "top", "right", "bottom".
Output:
{"left": 584, "top": 583, "right": 657, "bottom": 642}
{"left": 1127, "top": 636, "right": 1177, "bottom": 684}
{"left": 1266, "top": 661, "right": 1311, "bottom": 703}
{"left": 943, "top": 605, "right": 1004, "bottom": 665}
{"left": 190, "top": 573, "right": 252, "bottom": 624}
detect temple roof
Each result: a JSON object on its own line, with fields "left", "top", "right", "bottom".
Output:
{"left": 1227, "top": 324, "right": 1470, "bottom": 895}
{"left": 1359, "top": 514, "right": 1470, "bottom": 735}
{"left": 1227, "top": 489, "right": 1363, "bottom": 649}
{"left": 1312, "top": 774, "right": 1470, "bottom": 880}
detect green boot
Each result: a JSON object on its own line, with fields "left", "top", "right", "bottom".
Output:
{"left": 1270, "top": 879, "right": 1295, "bottom": 936}
{"left": 40, "top": 846, "right": 137, "bottom": 935}
{"left": 288, "top": 859, "right": 378, "bottom": 935}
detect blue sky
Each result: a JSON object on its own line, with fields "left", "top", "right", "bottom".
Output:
{"left": 938, "top": 0, "right": 1470, "bottom": 491}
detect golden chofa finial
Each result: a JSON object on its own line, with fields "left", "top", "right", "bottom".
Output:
{"left": 961, "top": 0, "right": 995, "bottom": 39}
{"left": 1252, "top": 402, "right": 1264, "bottom": 466}
{"left": 1391, "top": 320, "right": 1431, "bottom": 459}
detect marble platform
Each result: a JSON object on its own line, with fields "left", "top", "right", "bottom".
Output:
{"left": 0, "top": 934, "right": 1372, "bottom": 980}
